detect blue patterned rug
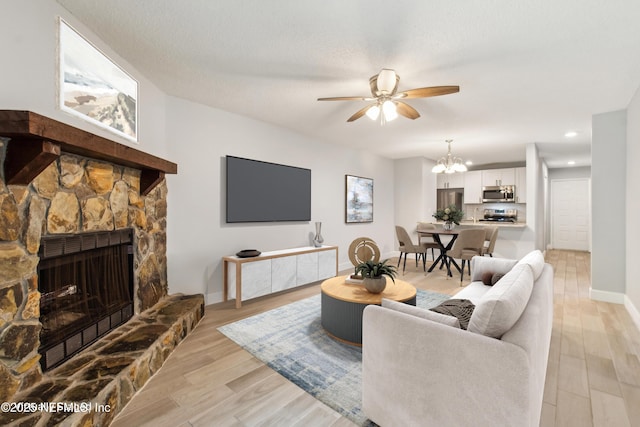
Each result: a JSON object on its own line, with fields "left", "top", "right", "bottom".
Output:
{"left": 218, "top": 289, "right": 449, "bottom": 426}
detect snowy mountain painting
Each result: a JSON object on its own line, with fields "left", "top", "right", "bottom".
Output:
{"left": 59, "top": 19, "right": 138, "bottom": 142}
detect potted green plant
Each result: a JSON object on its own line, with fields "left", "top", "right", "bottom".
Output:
{"left": 354, "top": 259, "right": 397, "bottom": 294}
{"left": 433, "top": 204, "right": 465, "bottom": 230}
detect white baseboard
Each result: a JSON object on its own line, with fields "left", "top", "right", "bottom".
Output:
{"left": 625, "top": 295, "right": 640, "bottom": 332}
{"left": 589, "top": 288, "right": 626, "bottom": 304}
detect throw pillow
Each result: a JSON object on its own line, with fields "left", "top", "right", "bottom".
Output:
{"left": 381, "top": 299, "right": 461, "bottom": 328}
{"left": 481, "top": 271, "right": 505, "bottom": 286}
{"left": 467, "top": 263, "right": 534, "bottom": 338}
{"left": 481, "top": 271, "right": 494, "bottom": 286}
{"left": 429, "top": 299, "right": 475, "bottom": 330}
{"left": 491, "top": 273, "right": 504, "bottom": 285}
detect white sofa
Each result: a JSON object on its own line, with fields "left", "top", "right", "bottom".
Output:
{"left": 362, "top": 251, "right": 553, "bottom": 427}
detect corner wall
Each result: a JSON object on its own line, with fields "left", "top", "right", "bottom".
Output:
{"left": 626, "top": 88, "right": 640, "bottom": 326}
{"left": 591, "top": 110, "right": 627, "bottom": 299}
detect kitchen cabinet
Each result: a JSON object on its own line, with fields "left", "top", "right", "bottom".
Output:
{"left": 482, "top": 168, "right": 516, "bottom": 187}
{"left": 515, "top": 167, "right": 527, "bottom": 203}
{"left": 437, "top": 173, "right": 465, "bottom": 189}
{"left": 463, "top": 170, "right": 483, "bottom": 204}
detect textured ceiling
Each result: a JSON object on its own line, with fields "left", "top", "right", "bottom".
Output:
{"left": 56, "top": 0, "right": 640, "bottom": 168}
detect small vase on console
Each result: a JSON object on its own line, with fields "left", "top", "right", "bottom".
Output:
{"left": 313, "top": 222, "right": 324, "bottom": 247}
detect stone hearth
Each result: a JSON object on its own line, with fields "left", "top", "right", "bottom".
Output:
{"left": 0, "top": 294, "right": 204, "bottom": 426}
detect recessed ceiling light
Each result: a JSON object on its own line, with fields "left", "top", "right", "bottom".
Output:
{"left": 465, "top": 161, "right": 473, "bottom": 166}
{"left": 567, "top": 160, "right": 576, "bottom": 165}
{"left": 564, "top": 131, "right": 578, "bottom": 138}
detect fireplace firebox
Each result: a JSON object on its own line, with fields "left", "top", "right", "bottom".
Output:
{"left": 37, "top": 229, "right": 134, "bottom": 370}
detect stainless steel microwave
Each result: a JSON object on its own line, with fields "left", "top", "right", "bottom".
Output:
{"left": 482, "top": 185, "right": 515, "bottom": 203}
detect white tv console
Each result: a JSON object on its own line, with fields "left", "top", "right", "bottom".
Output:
{"left": 223, "top": 245, "right": 338, "bottom": 308}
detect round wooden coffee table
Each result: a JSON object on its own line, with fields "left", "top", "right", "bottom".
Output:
{"left": 320, "top": 275, "right": 417, "bottom": 346}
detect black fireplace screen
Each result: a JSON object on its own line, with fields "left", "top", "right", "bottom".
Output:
{"left": 38, "top": 229, "right": 134, "bottom": 370}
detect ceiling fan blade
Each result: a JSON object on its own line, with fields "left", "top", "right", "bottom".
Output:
{"left": 398, "top": 85, "right": 460, "bottom": 99}
{"left": 347, "top": 105, "right": 373, "bottom": 122}
{"left": 317, "top": 96, "right": 369, "bottom": 101}
{"left": 395, "top": 101, "right": 420, "bottom": 120}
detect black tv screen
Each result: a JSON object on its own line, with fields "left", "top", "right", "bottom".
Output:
{"left": 226, "top": 156, "right": 311, "bottom": 223}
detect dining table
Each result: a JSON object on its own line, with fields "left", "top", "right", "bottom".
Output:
{"left": 417, "top": 228, "right": 461, "bottom": 277}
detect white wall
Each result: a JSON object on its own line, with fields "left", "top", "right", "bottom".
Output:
{"left": 626, "top": 88, "right": 640, "bottom": 325}
{"left": 548, "top": 166, "right": 591, "bottom": 180}
{"left": 0, "top": 0, "right": 169, "bottom": 158}
{"left": 165, "top": 97, "right": 396, "bottom": 303}
{"left": 591, "top": 110, "right": 627, "bottom": 297}
{"left": 393, "top": 157, "right": 437, "bottom": 242}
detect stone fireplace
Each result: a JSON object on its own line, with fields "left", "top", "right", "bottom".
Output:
{"left": 0, "top": 111, "right": 203, "bottom": 425}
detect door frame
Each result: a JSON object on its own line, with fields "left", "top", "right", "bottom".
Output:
{"left": 550, "top": 177, "right": 592, "bottom": 251}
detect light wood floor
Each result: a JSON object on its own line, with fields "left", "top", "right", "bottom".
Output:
{"left": 111, "top": 250, "right": 640, "bottom": 426}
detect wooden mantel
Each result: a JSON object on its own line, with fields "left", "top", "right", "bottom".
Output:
{"left": 0, "top": 110, "right": 177, "bottom": 195}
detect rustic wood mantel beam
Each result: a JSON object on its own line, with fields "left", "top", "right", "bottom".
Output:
{"left": 0, "top": 110, "right": 177, "bottom": 195}
{"left": 4, "top": 138, "right": 61, "bottom": 185}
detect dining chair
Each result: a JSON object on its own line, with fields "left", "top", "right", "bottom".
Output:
{"left": 416, "top": 222, "right": 440, "bottom": 261}
{"left": 481, "top": 226, "right": 499, "bottom": 257}
{"left": 395, "top": 226, "right": 429, "bottom": 274}
{"left": 447, "top": 229, "right": 486, "bottom": 284}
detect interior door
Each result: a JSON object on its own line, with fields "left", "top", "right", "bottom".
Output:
{"left": 551, "top": 178, "right": 590, "bottom": 251}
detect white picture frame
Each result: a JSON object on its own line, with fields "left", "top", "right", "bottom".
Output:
{"left": 58, "top": 17, "right": 138, "bottom": 142}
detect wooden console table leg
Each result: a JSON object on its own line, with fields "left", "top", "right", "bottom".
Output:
{"left": 223, "top": 260, "right": 229, "bottom": 302}
{"left": 235, "top": 262, "right": 242, "bottom": 309}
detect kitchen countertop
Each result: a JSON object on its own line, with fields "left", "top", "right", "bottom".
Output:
{"left": 431, "top": 220, "right": 527, "bottom": 228}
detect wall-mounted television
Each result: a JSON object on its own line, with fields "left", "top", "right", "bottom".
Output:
{"left": 226, "top": 156, "right": 311, "bottom": 223}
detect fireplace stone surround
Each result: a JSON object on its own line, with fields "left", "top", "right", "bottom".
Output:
{"left": 0, "top": 112, "right": 204, "bottom": 425}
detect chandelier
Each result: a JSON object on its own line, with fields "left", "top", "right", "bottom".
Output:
{"left": 431, "top": 140, "right": 467, "bottom": 174}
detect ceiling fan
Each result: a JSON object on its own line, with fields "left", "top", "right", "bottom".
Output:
{"left": 317, "top": 69, "right": 459, "bottom": 124}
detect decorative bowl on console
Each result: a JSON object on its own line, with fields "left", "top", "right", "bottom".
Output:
{"left": 236, "top": 249, "right": 261, "bottom": 258}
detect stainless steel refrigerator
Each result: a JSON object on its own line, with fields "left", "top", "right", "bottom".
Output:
{"left": 437, "top": 188, "right": 464, "bottom": 211}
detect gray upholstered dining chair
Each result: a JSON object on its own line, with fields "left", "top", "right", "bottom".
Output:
{"left": 395, "top": 226, "right": 429, "bottom": 274}
{"left": 481, "top": 226, "right": 499, "bottom": 257}
{"left": 416, "top": 222, "right": 441, "bottom": 261}
{"left": 447, "top": 228, "right": 486, "bottom": 284}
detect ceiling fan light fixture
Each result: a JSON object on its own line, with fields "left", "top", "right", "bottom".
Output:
{"left": 377, "top": 69, "right": 397, "bottom": 94}
{"left": 382, "top": 100, "right": 398, "bottom": 121}
{"left": 366, "top": 105, "right": 380, "bottom": 120}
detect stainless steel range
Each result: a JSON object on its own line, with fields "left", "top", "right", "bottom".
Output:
{"left": 479, "top": 208, "right": 518, "bottom": 223}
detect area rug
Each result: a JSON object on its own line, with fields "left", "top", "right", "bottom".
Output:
{"left": 218, "top": 289, "right": 449, "bottom": 426}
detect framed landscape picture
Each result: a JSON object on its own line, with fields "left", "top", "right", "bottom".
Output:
{"left": 58, "top": 18, "right": 138, "bottom": 142}
{"left": 345, "top": 175, "right": 373, "bottom": 223}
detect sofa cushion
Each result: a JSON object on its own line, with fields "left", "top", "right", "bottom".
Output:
{"left": 429, "top": 299, "right": 475, "bottom": 330}
{"left": 516, "top": 250, "right": 545, "bottom": 280}
{"left": 381, "top": 299, "right": 460, "bottom": 328}
{"left": 467, "top": 263, "right": 534, "bottom": 338}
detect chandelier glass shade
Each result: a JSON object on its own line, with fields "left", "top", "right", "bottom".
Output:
{"left": 431, "top": 140, "right": 467, "bottom": 174}
{"left": 367, "top": 99, "right": 398, "bottom": 124}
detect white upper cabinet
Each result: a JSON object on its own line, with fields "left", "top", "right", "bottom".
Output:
{"left": 515, "top": 167, "right": 527, "bottom": 203}
{"left": 482, "top": 168, "right": 516, "bottom": 187}
{"left": 464, "top": 170, "right": 483, "bottom": 204}
{"left": 437, "top": 173, "right": 465, "bottom": 189}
